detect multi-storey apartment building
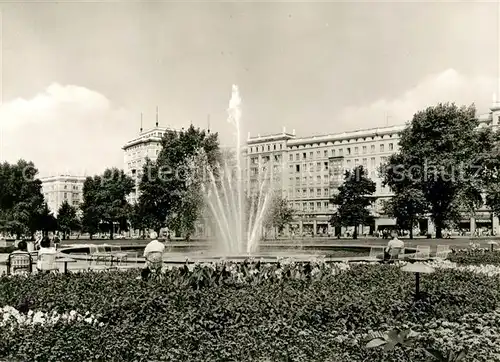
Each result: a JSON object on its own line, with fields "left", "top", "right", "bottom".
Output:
{"left": 245, "top": 101, "right": 500, "bottom": 236}
{"left": 123, "top": 122, "right": 179, "bottom": 204}
{"left": 40, "top": 175, "right": 86, "bottom": 216}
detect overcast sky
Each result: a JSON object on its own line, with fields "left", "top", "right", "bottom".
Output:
{"left": 0, "top": 1, "right": 498, "bottom": 176}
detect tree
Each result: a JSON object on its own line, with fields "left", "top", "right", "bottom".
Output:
{"left": 138, "top": 125, "right": 221, "bottom": 239}
{"left": 80, "top": 176, "right": 101, "bottom": 239}
{"left": 0, "top": 160, "right": 46, "bottom": 239}
{"left": 81, "top": 169, "right": 133, "bottom": 240}
{"left": 97, "top": 168, "right": 134, "bottom": 239}
{"left": 34, "top": 203, "right": 58, "bottom": 237}
{"left": 330, "top": 166, "right": 376, "bottom": 239}
{"left": 384, "top": 103, "right": 491, "bottom": 238}
{"left": 263, "top": 193, "right": 294, "bottom": 238}
{"left": 382, "top": 189, "right": 427, "bottom": 239}
{"left": 57, "top": 200, "right": 80, "bottom": 240}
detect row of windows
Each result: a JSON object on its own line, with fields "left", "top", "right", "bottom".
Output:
{"left": 289, "top": 143, "right": 394, "bottom": 161}
{"left": 289, "top": 188, "right": 330, "bottom": 198}
{"left": 292, "top": 175, "right": 330, "bottom": 185}
{"left": 293, "top": 201, "right": 331, "bottom": 212}
{"left": 249, "top": 143, "right": 284, "bottom": 153}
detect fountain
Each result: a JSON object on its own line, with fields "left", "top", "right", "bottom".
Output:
{"left": 202, "top": 85, "right": 274, "bottom": 255}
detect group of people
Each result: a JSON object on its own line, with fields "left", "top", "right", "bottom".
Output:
{"left": 10, "top": 235, "right": 57, "bottom": 272}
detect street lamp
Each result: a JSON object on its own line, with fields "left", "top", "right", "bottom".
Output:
{"left": 401, "top": 263, "right": 435, "bottom": 300}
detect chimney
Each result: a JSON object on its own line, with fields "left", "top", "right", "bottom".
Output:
{"left": 292, "top": 129, "right": 296, "bottom": 135}
{"left": 283, "top": 126, "right": 286, "bottom": 133}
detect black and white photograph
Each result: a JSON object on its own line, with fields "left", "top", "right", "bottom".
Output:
{"left": 0, "top": 1, "right": 499, "bottom": 361}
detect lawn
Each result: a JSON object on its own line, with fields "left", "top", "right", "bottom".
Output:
{"left": 0, "top": 251, "right": 500, "bottom": 361}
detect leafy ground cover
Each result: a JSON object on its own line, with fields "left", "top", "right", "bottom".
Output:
{"left": 1, "top": 260, "right": 499, "bottom": 361}
{"left": 448, "top": 249, "right": 500, "bottom": 266}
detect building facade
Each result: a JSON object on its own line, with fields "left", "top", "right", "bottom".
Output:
{"left": 122, "top": 125, "right": 177, "bottom": 204}
{"left": 40, "top": 175, "right": 86, "bottom": 216}
{"left": 245, "top": 101, "right": 500, "bottom": 236}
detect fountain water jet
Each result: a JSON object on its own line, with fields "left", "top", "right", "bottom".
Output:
{"left": 202, "top": 85, "right": 275, "bottom": 255}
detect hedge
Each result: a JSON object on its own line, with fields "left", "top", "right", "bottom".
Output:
{"left": 1, "top": 261, "right": 500, "bottom": 361}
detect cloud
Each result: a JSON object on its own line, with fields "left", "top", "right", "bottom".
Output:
{"left": 0, "top": 83, "right": 136, "bottom": 177}
{"left": 337, "top": 69, "right": 498, "bottom": 128}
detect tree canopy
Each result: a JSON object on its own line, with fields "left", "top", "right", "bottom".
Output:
{"left": 80, "top": 168, "right": 133, "bottom": 239}
{"left": 0, "top": 160, "right": 47, "bottom": 239}
{"left": 137, "top": 125, "right": 220, "bottom": 238}
{"left": 57, "top": 200, "right": 81, "bottom": 240}
{"left": 330, "top": 166, "right": 376, "bottom": 239}
{"left": 382, "top": 103, "right": 494, "bottom": 238}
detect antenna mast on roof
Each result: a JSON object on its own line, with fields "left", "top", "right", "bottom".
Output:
{"left": 156, "top": 106, "right": 159, "bottom": 127}
{"left": 140, "top": 112, "right": 143, "bottom": 132}
{"left": 207, "top": 114, "right": 211, "bottom": 133}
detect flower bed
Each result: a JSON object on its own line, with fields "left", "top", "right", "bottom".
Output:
{"left": 1, "top": 261, "right": 500, "bottom": 361}
{"left": 448, "top": 249, "right": 500, "bottom": 266}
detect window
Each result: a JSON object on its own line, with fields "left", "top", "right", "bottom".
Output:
{"left": 316, "top": 175, "right": 321, "bottom": 184}
{"left": 324, "top": 188, "right": 329, "bottom": 196}
{"left": 267, "top": 145, "right": 270, "bottom": 151}
{"left": 324, "top": 150, "right": 328, "bottom": 157}
{"left": 362, "top": 146, "right": 367, "bottom": 154}
{"left": 296, "top": 165, "right": 300, "bottom": 173}
{"left": 346, "top": 160, "right": 352, "bottom": 167}
{"left": 362, "top": 158, "right": 367, "bottom": 167}
{"left": 309, "top": 202, "right": 314, "bottom": 211}
{"left": 273, "top": 144, "right": 276, "bottom": 150}
{"left": 295, "top": 154, "right": 299, "bottom": 161}
{"left": 316, "top": 162, "right": 321, "bottom": 171}
{"left": 295, "top": 177, "right": 300, "bottom": 185}
{"left": 339, "top": 149, "right": 343, "bottom": 156}
{"left": 289, "top": 154, "right": 293, "bottom": 161}
{"left": 310, "top": 151, "right": 314, "bottom": 158}
{"left": 324, "top": 162, "right": 329, "bottom": 170}
{"left": 303, "top": 152, "right": 307, "bottom": 159}
{"left": 280, "top": 144, "right": 283, "bottom": 149}
{"left": 371, "top": 157, "right": 376, "bottom": 167}
{"left": 389, "top": 143, "right": 394, "bottom": 151}
{"left": 371, "top": 145, "right": 375, "bottom": 153}
{"left": 303, "top": 176, "right": 307, "bottom": 184}
{"left": 317, "top": 202, "right": 321, "bottom": 210}
{"left": 354, "top": 147, "right": 359, "bottom": 155}
{"left": 323, "top": 175, "right": 328, "bottom": 183}
{"left": 347, "top": 147, "right": 351, "bottom": 155}
{"left": 354, "top": 159, "right": 359, "bottom": 166}
{"left": 309, "top": 176, "right": 313, "bottom": 184}
{"left": 316, "top": 189, "right": 321, "bottom": 196}
{"left": 317, "top": 151, "right": 320, "bottom": 156}
{"left": 324, "top": 202, "right": 329, "bottom": 209}
{"left": 380, "top": 144, "right": 385, "bottom": 152}
{"left": 332, "top": 149, "right": 336, "bottom": 157}
{"left": 303, "top": 188, "right": 307, "bottom": 196}
{"left": 309, "top": 188, "right": 314, "bottom": 196}
{"left": 64, "top": 192, "right": 67, "bottom": 198}
{"left": 250, "top": 147, "right": 253, "bottom": 153}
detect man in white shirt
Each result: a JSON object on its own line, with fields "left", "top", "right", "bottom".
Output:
{"left": 141, "top": 232, "right": 164, "bottom": 281}
{"left": 37, "top": 236, "right": 57, "bottom": 272}
{"left": 384, "top": 230, "right": 404, "bottom": 260}
{"left": 143, "top": 231, "right": 165, "bottom": 258}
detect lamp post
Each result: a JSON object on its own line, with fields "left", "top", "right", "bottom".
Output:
{"left": 401, "top": 263, "right": 435, "bottom": 300}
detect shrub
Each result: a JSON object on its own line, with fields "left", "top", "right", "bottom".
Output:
{"left": 0, "top": 262, "right": 499, "bottom": 361}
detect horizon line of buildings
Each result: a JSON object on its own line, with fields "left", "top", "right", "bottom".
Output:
{"left": 39, "top": 100, "right": 500, "bottom": 235}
